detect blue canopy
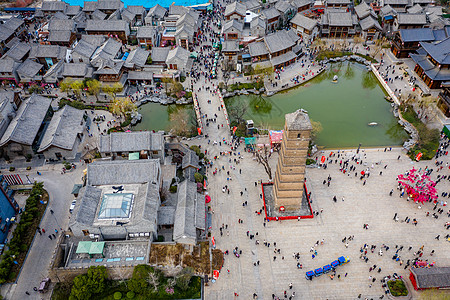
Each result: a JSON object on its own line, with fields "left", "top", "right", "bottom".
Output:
{"left": 306, "top": 271, "right": 314, "bottom": 277}
{"left": 331, "top": 260, "right": 339, "bottom": 268}
{"left": 314, "top": 268, "right": 323, "bottom": 276}
{"left": 323, "top": 265, "right": 332, "bottom": 273}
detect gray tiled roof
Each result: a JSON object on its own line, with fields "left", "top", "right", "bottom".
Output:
{"left": 127, "top": 5, "right": 145, "bottom": 15}
{"left": 0, "top": 25, "right": 14, "bottom": 43}
{"left": 99, "top": 131, "right": 164, "bottom": 153}
{"left": 354, "top": 1, "right": 376, "bottom": 19}
{"left": 262, "top": 7, "right": 281, "bottom": 20}
{"left": 73, "top": 39, "right": 98, "bottom": 59}
{"left": 173, "top": 180, "right": 200, "bottom": 243}
{"left": 291, "top": 13, "right": 318, "bottom": 31}
{"left": 399, "top": 28, "right": 435, "bottom": 42}
{"left": 5, "top": 37, "right": 20, "bottom": 49}
{"left": 151, "top": 47, "right": 170, "bottom": 62}
{"left": 328, "top": 11, "right": 353, "bottom": 26}
{"left": 157, "top": 206, "right": 175, "bottom": 225}
{"left": 249, "top": 41, "right": 269, "bottom": 57}
{"left": 175, "top": 24, "right": 195, "bottom": 39}
{"left": 148, "top": 4, "right": 167, "bottom": 19}
{"left": 384, "top": 0, "right": 408, "bottom": 5}
{"left": 0, "top": 58, "right": 16, "bottom": 73}
{"left": 0, "top": 94, "right": 51, "bottom": 146}
{"left": 121, "top": 8, "right": 136, "bottom": 22}
{"left": 91, "top": 9, "right": 107, "bottom": 20}
{"left": 137, "top": 26, "right": 155, "bottom": 39}
{"left": 222, "top": 40, "right": 239, "bottom": 52}
{"left": 124, "top": 47, "right": 150, "bottom": 68}
{"left": 397, "top": 13, "right": 427, "bottom": 25}
{"left": 41, "top": 1, "right": 67, "bottom": 12}
{"left": 245, "top": 0, "right": 261, "bottom": 11}
{"left": 166, "top": 46, "right": 190, "bottom": 65}
{"left": 127, "top": 71, "right": 153, "bottom": 80}
{"left": 275, "top": 0, "right": 294, "bottom": 13}
{"left": 271, "top": 50, "right": 296, "bottom": 66}
{"left": 61, "top": 63, "right": 92, "bottom": 77}
{"left": 86, "top": 20, "right": 129, "bottom": 32}
{"left": 80, "top": 34, "right": 106, "bottom": 47}
{"left": 97, "top": 0, "right": 124, "bottom": 11}
{"left": 29, "top": 44, "right": 67, "bottom": 59}
{"left": 264, "top": 30, "right": 295, "bottom": 54}
{"left": 410, "top": 267, "right": 450, "bottom": 289}
{"left": 87, "top": 159, "right": 160, "bottom": 186}
{"left": 420, "top": 37, "right": 450, "bottom": 64}
{"left": 223, "top": 19, "right": 244, "bottom": 33}
{"left": 3, "top": 17, "right": 24, "bottom": 32}
{"left": 169, "top": 4, "right": 188, "bottom": 15}
{"left": 75, "top": 186, "right": 101, "bottom": 225}
{"left": 50, "top": 11, "right": 69, "bottom": 20}
{"left": 181, "top": 149, "right": 199, "bottom": 169}
{"left": 407, "top": 4, "right": 423, "bottom": 14}
{"left": 48, "top": 30, "right": 72, "bottom": 42}
{"left": 3, "top": 42, "right": 31, "bottom": 62}
{"left": 359, "top": 16, "right": 382, "bottom": 31}
{"left": 66, "top": 5, "right": 81, "bottom": 16}
{"left": 285, "top": 108, "right": 312, "bottom": 131}
{"left": 327, "top": 0, "right": 351, "bottom": 4}
{"left": 380, "top": 5, "right": 397, "bottom": 17}
{"left": 225, "top": 1, "right": 246, "bottom": 17}
{"left": 250, "top": 17, "right": 266, "bottom": 29}
{"left": 93, "top": 59, "right": 124, "bottom": 75}
{"left": 82, "top": 1, "right": 98, "bottom": 12}
{"left": 291, "top": 0, "right": 312, "bottom": 7}
{"left": 16, "top": 59, "right": 43, "bottom": 78}
{"left": 38, "top": 105, "right": 85, "bottom": 152}
{"left": 176, "top": 12, "right": 197, "bottom": 29}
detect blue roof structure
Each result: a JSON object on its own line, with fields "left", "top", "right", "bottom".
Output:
{"left": 420, "top": 37, "right": 450, "bottom": 65}
{"left": 400, "top": 28, "right": 435, "bottom": 42}
{"left": 0, "top": 177, "right": 17, "bottom": 244}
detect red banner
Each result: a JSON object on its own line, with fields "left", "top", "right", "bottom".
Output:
{"left": 232, "top": 126, "right": 237, "bottom": 134}
{"left": 211, "top": 236, "right": 215, "bottom": 247}
{"left": 321, "top": 156, "right": 326, "bottom": 164}
{"left": 197, "top": 128, "right": 202, "bottom": 135}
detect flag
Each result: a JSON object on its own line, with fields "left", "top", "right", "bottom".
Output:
{"left": 197, "top": 128, "right": 202, "bottom": 135}
{"left": 321, "top": 156, "right": 326, "bottom": 164}
{"left": 232, "top": 126, "right": 237, "bottom": 134}
{"left": 211, "top": 236, "right": 216, "bottom": 247}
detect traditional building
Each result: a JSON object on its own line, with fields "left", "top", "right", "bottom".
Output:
{"left": 391, "top": 27, "right": 449, "bottom": 58}
{"left": 273, "top": 109, "right": 312, "bottom": 211}
{"left": 410, "top": 37, "right": 450, "bottom": 89}
{"left": 85, "top": 20, "right": 130, "bottom": 43}
{"left": 320, "top": 10, "right": 357, "bottom": 38}
{"left": 290, "top": 13, "right": 319, "bottom": 42}
{"left": 225, "top": 2, "right": 246, "bottom": 21}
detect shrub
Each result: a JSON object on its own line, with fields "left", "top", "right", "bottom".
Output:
{"left": 387, "top": 280, "right": 408, "bottom": 297}
{"left": 169, "top": 185, "right": 177, "bottom": 193}
{"left": 306, "top": 158, "right": 316, "bottom": 165}
{"left": 194, "top": 172, "right": 203, "bottom": 183}
{"left": 126, "top": 291, "right": 135, "bottom": 299}
{"left": 175, "top": 267, "right": 194, "bottom": 291}
{"left": 9, "top": 167, "right": 15, "bottom": 172}
{"left": 69, "top": 266, "right": 107, "bottom": 300}
{"left": 63, "top": 161, "right": 72, "bottom": 170}
{"left": 114, "top": 292, "right": 122, "bottom": 299}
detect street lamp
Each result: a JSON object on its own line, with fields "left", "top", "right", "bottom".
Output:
{"left": 357, "top": 143, "right": 361, "bottom": 154}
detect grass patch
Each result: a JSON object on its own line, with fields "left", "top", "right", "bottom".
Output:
{"left": 387, "top": 279, "right": 408, "bottom": 297}
{"left": 401, "top": 104, "right": 440, "bottom": 160}
{"left": 315, "top": 51, "right": 353, "bottom": 61}
{"left": 228, "top": 80, "right": 264, "bottom": 92}
{"left": 306, "top": 158, "right": 316, "bottom": 165}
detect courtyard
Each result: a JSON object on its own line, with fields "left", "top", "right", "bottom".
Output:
{"left": 203, "top": 145, "right": 450, "bottom": 299}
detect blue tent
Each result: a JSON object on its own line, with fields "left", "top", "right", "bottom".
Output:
{"left": 323, "top": 264, "right": 332, "bottom": 273}
{"left": 305, "top": 271, "right": 314, "bottom": 280}
{"left": 331, "top": 260, "right": 339, "bottom": 268}
{"left": 314, "top": 268, "right": 323, "bottom": 277}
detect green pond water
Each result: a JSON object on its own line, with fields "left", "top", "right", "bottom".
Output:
{"left": 132, "top": 103, "right": 193, "bottom": 132}
{"left": 133, "top": 62, "right": 408, "bottom": 148}
{"left": 226, "top": 61, "right": 408, "bottom": 148}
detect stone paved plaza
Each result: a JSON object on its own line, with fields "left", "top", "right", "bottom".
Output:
{"left": 203, "top": 145, "right": 450, "bottom": 299}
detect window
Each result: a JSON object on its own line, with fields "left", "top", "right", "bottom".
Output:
{"left": 297, "top": 133, "right": 301, "bottom": 139}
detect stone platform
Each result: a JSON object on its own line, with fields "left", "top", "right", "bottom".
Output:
{"left": 262, "top": 182, "right": 313, "bottom": 220}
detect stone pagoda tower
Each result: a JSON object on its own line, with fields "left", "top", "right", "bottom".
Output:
{"left": 273, "top": 109, "right": 312, "bottom": 211}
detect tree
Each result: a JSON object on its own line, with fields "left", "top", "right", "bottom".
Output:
{"left": 169, "top": 107, "right": 196, "bottom": 137}
{"left": 175, "top": 267, "right": 194, "bottom": 291}
{"left": 255, "top": 145, "right": 272, "bottom": 181}
{"left": 103, "top": 83, "right": 123, "bottom": 100}
{"left": 128, "top": 265, "right": 152, "bottom": 294}
{"left": 60, "top": 78, "right": 73, "bottom": 94}
{"left": 71, "top": 80, "right": 84, "bottom": 99}
{"left": 86, "top": 79, "right": 102, "bottom": 101}
{"left": 169, "top": 81, "right": 184, "bottom": 98}
{"left": 161, "top": 78, "right": 173, "bottom": 96}
{"left": 352, "top": 36, "right": 364, "bottom": 52}
{"left": 228, "top": 98, "right": 248, "bottom": 125}
{"left": 418, "top": 96, "right": 438, "bottom": 121}
{"left": 371, "top": 38, "right": 385, "bottom": 58}
{"left": 147, "top": 271, "right": 160, "bottom": 292}
{"left": 69, "top": 266, "right": 107, "bottom": 300}
{"left": 110, "top": 97, "right": 137, "bottom": 119}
